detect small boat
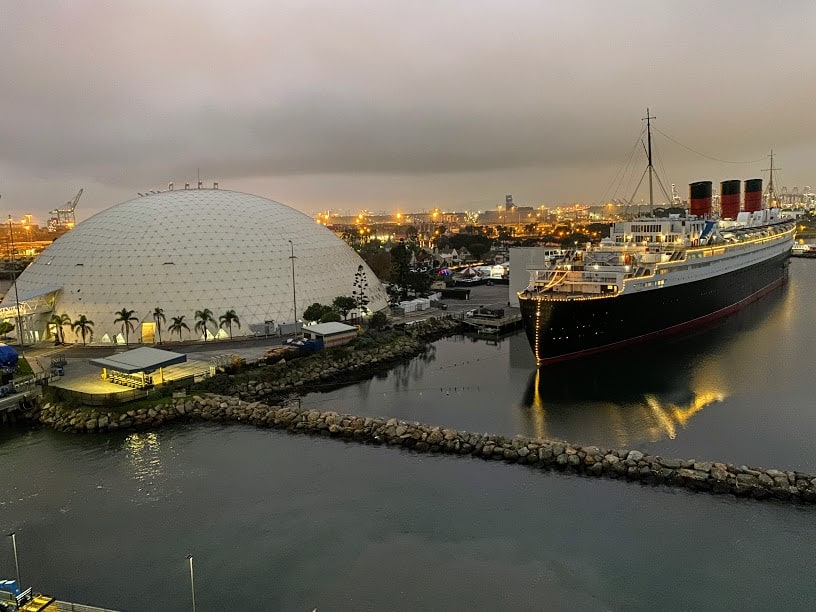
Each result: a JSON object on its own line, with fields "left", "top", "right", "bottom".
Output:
{"left": 791, "top": 243, "right": 816, "bottom": 258}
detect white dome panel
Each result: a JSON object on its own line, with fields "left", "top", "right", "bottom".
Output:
{"left": 1, "top": 189, "right": 387, "bottom": 343}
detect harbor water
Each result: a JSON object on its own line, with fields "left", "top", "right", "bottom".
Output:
{"left": 2, "top": 260, "right": 816, "bottom": 610}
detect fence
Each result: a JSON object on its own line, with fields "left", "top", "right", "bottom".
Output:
{"left": 54, "top": 387, "right": 152, "bottom": 406}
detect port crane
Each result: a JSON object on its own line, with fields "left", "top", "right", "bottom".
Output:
{"left": 48, "top": 188, "right": 83, "bottom": 231}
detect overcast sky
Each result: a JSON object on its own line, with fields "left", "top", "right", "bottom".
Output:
{"left": 1, "top": 0, "right": 815, "bottom": 223}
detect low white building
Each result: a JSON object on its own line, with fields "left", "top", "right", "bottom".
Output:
{"left": 301, "top": 322, "right": 358, "bottom": 348}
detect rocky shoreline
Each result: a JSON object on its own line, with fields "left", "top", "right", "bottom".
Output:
{"left": 204, "top": 318, "right": 452, "bottom": 397}
{"left": 18, "top": 316, "right": 816, "bottom": 505}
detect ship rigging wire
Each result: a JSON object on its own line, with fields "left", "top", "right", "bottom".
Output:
{"left": 653, "top": 127, "right": 766, "bottom": 164}
{"left": 600, "top": 126, "right": 646, "bottom": 204}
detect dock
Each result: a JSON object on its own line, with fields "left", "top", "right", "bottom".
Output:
{"left": 462, "top": 305, "right": 522, "bottom": 334}
{"left": 1, "top": 585, "right": 120, "bottom": 611}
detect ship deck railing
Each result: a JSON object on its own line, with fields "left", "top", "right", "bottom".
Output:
{"left": 522, "top": 287, "right": 619, "bottom": 300}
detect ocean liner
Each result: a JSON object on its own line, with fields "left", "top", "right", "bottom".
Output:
{"left": 518, "top": 114, "right": 795, "bottom": 365}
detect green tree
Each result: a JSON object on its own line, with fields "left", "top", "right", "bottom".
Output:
{"left": 218, "top": 309, "right": 241, "bottom": 339}
{"left": 71, "top": 314, "right": 94, "bottom": 346}
{"left": 48, "top": 313, "right": 71, "bottom": 344}
{"left": 113, "top": 308, "right": 139, "bottom": 345}
{"left": 496, "top": 225, "right": 513, "bottom": 242}
{"left": 332, "top": 296, "right": 356, "bottom": 321}
{"left": 468, "top": 242, "right": 489, "bottom": 260}
{"left": 303, "top": 302, "right": 331, "bottom": 322}
{"left": 369, "top": 311, "right": 388, "bottom": 330}
{"left": 0, "top": 321, "right": 14, "bottom": 337}
{"left": 353, "top": 264, "right": 371, "bottom": 317}
{"left": 450, "top": 233, "right": 490, "bottom": 251}
{"left": 152, "top": 307, "right": 166, "bottom": 344}
{"left": 194, "top": 308, "right": 216, "bottom": 341}
{"left": 361, "top": 250, "right": 390, "bottom": 281}
{"left": 389, "top": 241, "right": 411, "bottom": 303}
{"left": 359, "top": 238, "right": 384, "bottom": 258}
{"left": 319, "top": 310, "right": 341, "bottom": 323}
{"left": 341, "top": 229, "right": 360, "bottom": 249}
{"left": 168, "top": 315, "right": 190, "bottom": 341}
{"left": 406, "top": 271, "right": 433, "bottom": 297}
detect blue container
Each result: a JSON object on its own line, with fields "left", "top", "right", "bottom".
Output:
{"left": 0, "top": 344, "right": 18, "bottom": 369}
{"left": 0, "top": 579, "right": 20, "bottom": 596}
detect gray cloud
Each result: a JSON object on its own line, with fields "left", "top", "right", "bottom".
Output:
{"left": 1, "top": 0, "right": 815, "bottom": 220}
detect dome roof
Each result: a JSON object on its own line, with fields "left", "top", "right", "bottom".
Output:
{"left": 1, "top": 189, "right": 387, "bottom": 343}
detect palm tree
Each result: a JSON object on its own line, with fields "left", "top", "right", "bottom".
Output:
{"left": 168, "top": 315, "right": 190, "bottom": 341}
{"left": 194, "top": 308, "right": 215, "bottom": 341}
{"left": 113, "top": 308, "right": 140, "bottom": 346}
{"left": 71, "top": 315, "right": 94, "bottom": 346}
{"left": 218, "top": 309, "right": 241, "bottom": 340}
{"left": 152, "top": 307, "right": 166, "bottom": 344}
{"left": 49, "top": 312, "right": 71, "bottom": 344}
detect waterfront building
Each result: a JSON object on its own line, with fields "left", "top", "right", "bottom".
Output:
{"left": 0, "top": 188, "right": 387, "bottom": 345}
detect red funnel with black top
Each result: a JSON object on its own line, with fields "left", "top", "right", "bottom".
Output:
{"left": 720, "top": 180, "right": 741, "bottom": 219}
{"left": 689, "top": 181, "right": 712, "bottom": 217}
{"left": 744, "top": 178, "right": 763, "bottom": 212}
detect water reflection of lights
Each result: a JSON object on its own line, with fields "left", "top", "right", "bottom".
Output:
{"left": 521, "top": 276, "right": 791, "bottom": 447}
{"left": 124, "top": 432, "right": 164, "bottom": 500}
{"left": 528, "top": 369, "right": 548, "bottom": 439}
{"left": 526, "top": 369, "right": 726, "bottom": 446}
{"left": 644, "top": 391, "right": 724, "bottom": 440}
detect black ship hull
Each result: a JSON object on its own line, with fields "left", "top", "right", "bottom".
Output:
{"left": 519, "top": 249, "right": 790, "bottom": 365}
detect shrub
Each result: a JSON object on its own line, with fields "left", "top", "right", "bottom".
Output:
{"left": 369, "top": 311, "right": 389, "bottom": 330}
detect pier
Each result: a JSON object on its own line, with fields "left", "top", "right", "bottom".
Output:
{"left": 462, "top": 305, "right": 522, "bottom": 334}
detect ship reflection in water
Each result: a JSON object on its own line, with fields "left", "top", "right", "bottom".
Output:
{"left": 519, "top": 281, "right": 789, "bottom": 448}
{"left": 523, "top": 366, "right": 726, "bottom": 447}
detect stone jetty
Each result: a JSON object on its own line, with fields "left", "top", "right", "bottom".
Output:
{"left": 33, "top": 395, "right": 816, "bottom": 505}
{"left": 20, "top": 316, "right": 816, "bottom": 505}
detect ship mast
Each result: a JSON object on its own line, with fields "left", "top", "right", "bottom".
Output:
{"left": 644, "top": 108, "right": 656, "bottom": 215}
{"left": 763, "top": 149, "right": 779, "bottom": 208}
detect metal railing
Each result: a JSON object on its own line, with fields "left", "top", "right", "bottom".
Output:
{"left": 55, "top": 387, "right": 152, "bottom": 406}
{"left": 56, "top": 601, "right": 122, "bottom": 612}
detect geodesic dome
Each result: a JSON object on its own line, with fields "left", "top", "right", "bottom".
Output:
{"left": 0, "top": 189, "right": 387, "bottom": 344}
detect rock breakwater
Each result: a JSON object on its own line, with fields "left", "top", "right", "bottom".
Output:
{"left": 203, "top": 317, "right": 461, "bottom": 398}
{"left": 34, "top": 395, "right": 816, "bottom": 505}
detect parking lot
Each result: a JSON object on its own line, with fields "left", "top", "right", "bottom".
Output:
{"left": 392, "top": 282, "right": 516, "bottom": 325}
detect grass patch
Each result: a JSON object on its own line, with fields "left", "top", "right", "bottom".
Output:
{"left": 16, "top": 358, "right": 34, "bottom": 377}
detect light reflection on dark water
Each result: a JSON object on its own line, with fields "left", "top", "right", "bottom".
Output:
{"left": 305, "top": 263, "right": 812, "bottom": 471}
{"left": 1, "top": 261, "right": 815, "bottom": 610}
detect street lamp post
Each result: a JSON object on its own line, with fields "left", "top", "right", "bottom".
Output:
{"left": 287, "top": 240, "right": 298, "bottom": 335}
{"left": 186, "top": 554, "right": 196, "bottom": 612}
{"left": 6, "top": 212, "right": 25, "bottom": 349}
{"left": 9, "top": 531, "right": 21, "bottom": 588}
